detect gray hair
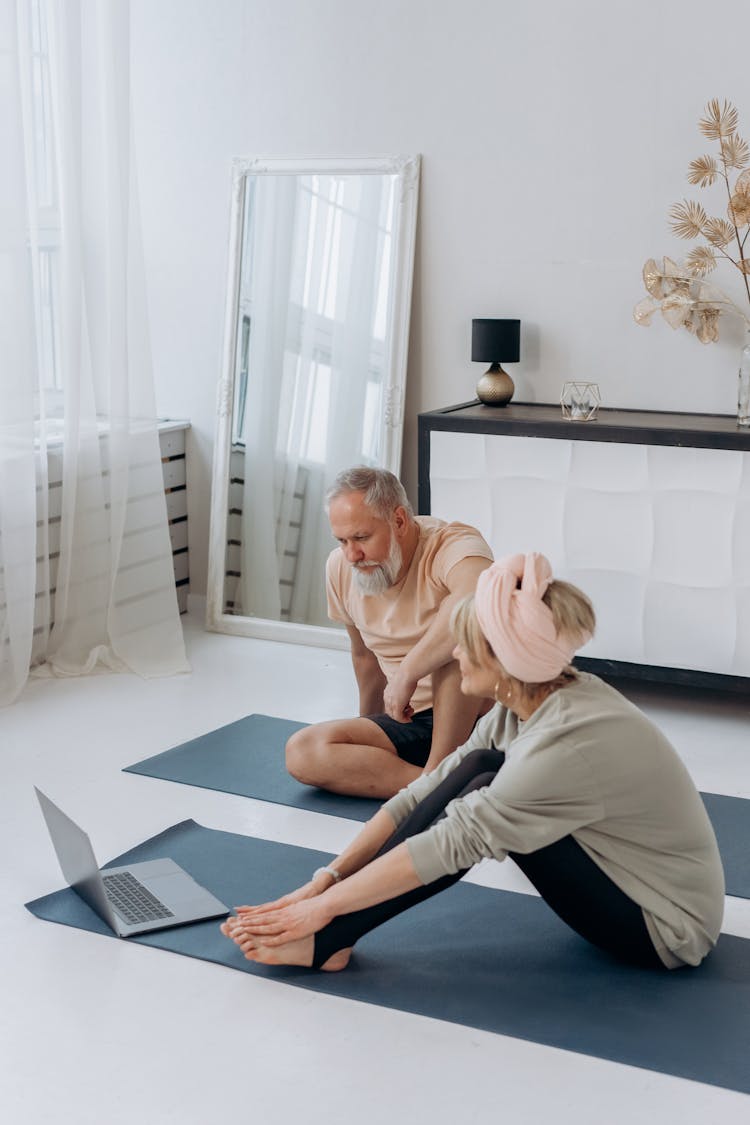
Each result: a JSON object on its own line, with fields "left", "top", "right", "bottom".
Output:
{"left": 326, "top": 466, "right": 414, "bottom": 520}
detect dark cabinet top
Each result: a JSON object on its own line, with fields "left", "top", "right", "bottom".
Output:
{"left": 418, "top": 400, "right": 750, "bottom": 451}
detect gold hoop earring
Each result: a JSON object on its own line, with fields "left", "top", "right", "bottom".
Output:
{"left": 494, "top": 680, "right": 512, "bottom": 704}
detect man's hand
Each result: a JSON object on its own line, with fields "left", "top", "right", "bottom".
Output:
{"left": 383, "top": 671, "right": 419, "bottom": 723}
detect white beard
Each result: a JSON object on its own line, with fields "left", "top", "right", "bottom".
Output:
{"left": 352, "top": 534, "right": 403, "bottom": 596}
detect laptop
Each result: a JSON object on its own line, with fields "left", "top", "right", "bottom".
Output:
{"left": 35, "top": 787, "right": 230, "bottom": 937}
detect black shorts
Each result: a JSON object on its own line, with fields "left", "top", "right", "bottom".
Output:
{"left": 367, "top": 709, "right": 434, "bottom": 768}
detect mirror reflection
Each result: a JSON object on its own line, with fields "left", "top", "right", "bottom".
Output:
{"left": 211, "top": 156, "right": 420, "bottom": 641}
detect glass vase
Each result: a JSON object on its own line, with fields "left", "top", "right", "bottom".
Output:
{"left": 739, "top": 330, "right": 750, "bottom": 427}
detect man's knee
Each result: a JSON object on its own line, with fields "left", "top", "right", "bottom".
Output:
{"left": 285, "top": 726, "right": 327, "bottom": 785}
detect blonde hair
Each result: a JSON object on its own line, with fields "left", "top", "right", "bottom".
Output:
{"left": 451, "top": 580, "right": 596, "bottom": 704}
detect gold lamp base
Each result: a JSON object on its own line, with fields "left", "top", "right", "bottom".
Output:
{"left": 476, "top": 363, "right": 514, "bottom": 406}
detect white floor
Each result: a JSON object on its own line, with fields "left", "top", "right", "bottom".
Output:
{"left": 2, "top": 611, "right": 749, "bottom": 1125}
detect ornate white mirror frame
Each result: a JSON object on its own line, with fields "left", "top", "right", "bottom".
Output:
{"left": 207, "top": 154, "right": 421, "bottom": 648}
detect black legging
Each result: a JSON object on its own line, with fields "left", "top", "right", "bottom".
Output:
{"left": 313, "top": 747, "right": 664, "bottom": 970}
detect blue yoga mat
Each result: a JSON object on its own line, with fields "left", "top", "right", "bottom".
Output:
{"left": 124, "top": 714, "right": 750, "bottom": 900}
{"left": 25, "top": 819, "right": 750, "bottom": 1095}
{"left": 124, "top": 714, "right": 380, "bottom": 822}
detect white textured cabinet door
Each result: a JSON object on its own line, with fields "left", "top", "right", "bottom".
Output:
{"left": 429, "top": 430, "right": 750, "bottom": 676}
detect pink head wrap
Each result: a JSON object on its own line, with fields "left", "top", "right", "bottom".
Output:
{"left": 474, "top": 553, "right": 585, "bottom": 683}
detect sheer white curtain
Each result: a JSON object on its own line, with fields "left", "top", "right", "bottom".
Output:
{"left": 0, "top": 0, "right": 38, "bottom": 704}
{"left": 0, "top": 0, "right": 188, "bottom": 707}
{"left": 289, "top": 174, "right": 389, "bottom": 626}
{"left": 234, "top": 172, "right": 392, "bottom": 627}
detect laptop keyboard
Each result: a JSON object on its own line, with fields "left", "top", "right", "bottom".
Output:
{"left": 102, "top": 871, "right": 175, "bottom": 925}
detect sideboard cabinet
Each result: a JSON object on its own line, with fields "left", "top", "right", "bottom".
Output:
{"left": 418, "top": 401, "right": 750, "bottom": 691}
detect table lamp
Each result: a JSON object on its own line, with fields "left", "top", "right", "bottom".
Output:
{"left": 472, "top": 318, "right": 521, "bottom": 406}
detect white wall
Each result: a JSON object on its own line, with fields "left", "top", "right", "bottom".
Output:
{"left": 130, "top": 0, "right": 750, "bottom": 597}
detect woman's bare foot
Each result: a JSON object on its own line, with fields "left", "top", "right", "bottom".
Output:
{"left": 234, "top": 930, "right": 352, "bottom": 972}
{"left": 320, "top": 948, "right": 352, "bottom": 971}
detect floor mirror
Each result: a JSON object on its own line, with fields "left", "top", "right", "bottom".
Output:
{"left": 207, "top": 155, "right": 421, "bottom": 647}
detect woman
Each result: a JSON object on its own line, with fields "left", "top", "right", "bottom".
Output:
{"left": 222, "top": 553, "right": 725, "bottom": 972}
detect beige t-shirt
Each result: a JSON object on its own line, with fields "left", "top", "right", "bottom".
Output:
{"left": 326, "top": 516, "right": 493, "bottom": 713}
{"left": 384, "top": 672, "right": 725, "bottom": 969}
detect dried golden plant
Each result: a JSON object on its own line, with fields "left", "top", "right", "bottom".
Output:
{"left": 635, "top": 98, "right": 750, "bottom": 343}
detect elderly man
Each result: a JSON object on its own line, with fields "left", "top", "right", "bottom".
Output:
{"left": 285, "top": 466, "right": 493, "bottom": 799}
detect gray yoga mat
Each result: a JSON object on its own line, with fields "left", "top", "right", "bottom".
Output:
{"left": 124, "top": 713, "right": 750, "bottom": 899}
{"left": 25, "top": 819, "right": 750, "bottom": 1095}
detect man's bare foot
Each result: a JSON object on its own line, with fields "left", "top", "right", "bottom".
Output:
{"left": 234, "top": 930, "right": 352, "bottom": 972}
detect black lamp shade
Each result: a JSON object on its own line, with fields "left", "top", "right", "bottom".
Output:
{"left": 472, "top": 319, "right": 520, "bottom": 363}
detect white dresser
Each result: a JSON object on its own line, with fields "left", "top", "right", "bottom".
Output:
{"left": 418, "top": 402, "right": 750, "bottom": 691}
{"left": 159, "top": 421, "right": 190, "bottom": 612}
{"left": 36, "top": 420, "right": 190, "bottom": 631}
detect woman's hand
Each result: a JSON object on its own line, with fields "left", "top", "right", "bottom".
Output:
{"left": 221, "top": 871, "right": 337, "bottom": 946}
{"left": 222, "top": 894, "right": 333, "bottom": 949}
{"left": 232, "top": 875, "right": 328, "bottom": 920}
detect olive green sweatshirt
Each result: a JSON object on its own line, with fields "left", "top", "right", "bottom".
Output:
{"left": 383, "top": 673, "right": 724, "bottom": 968}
